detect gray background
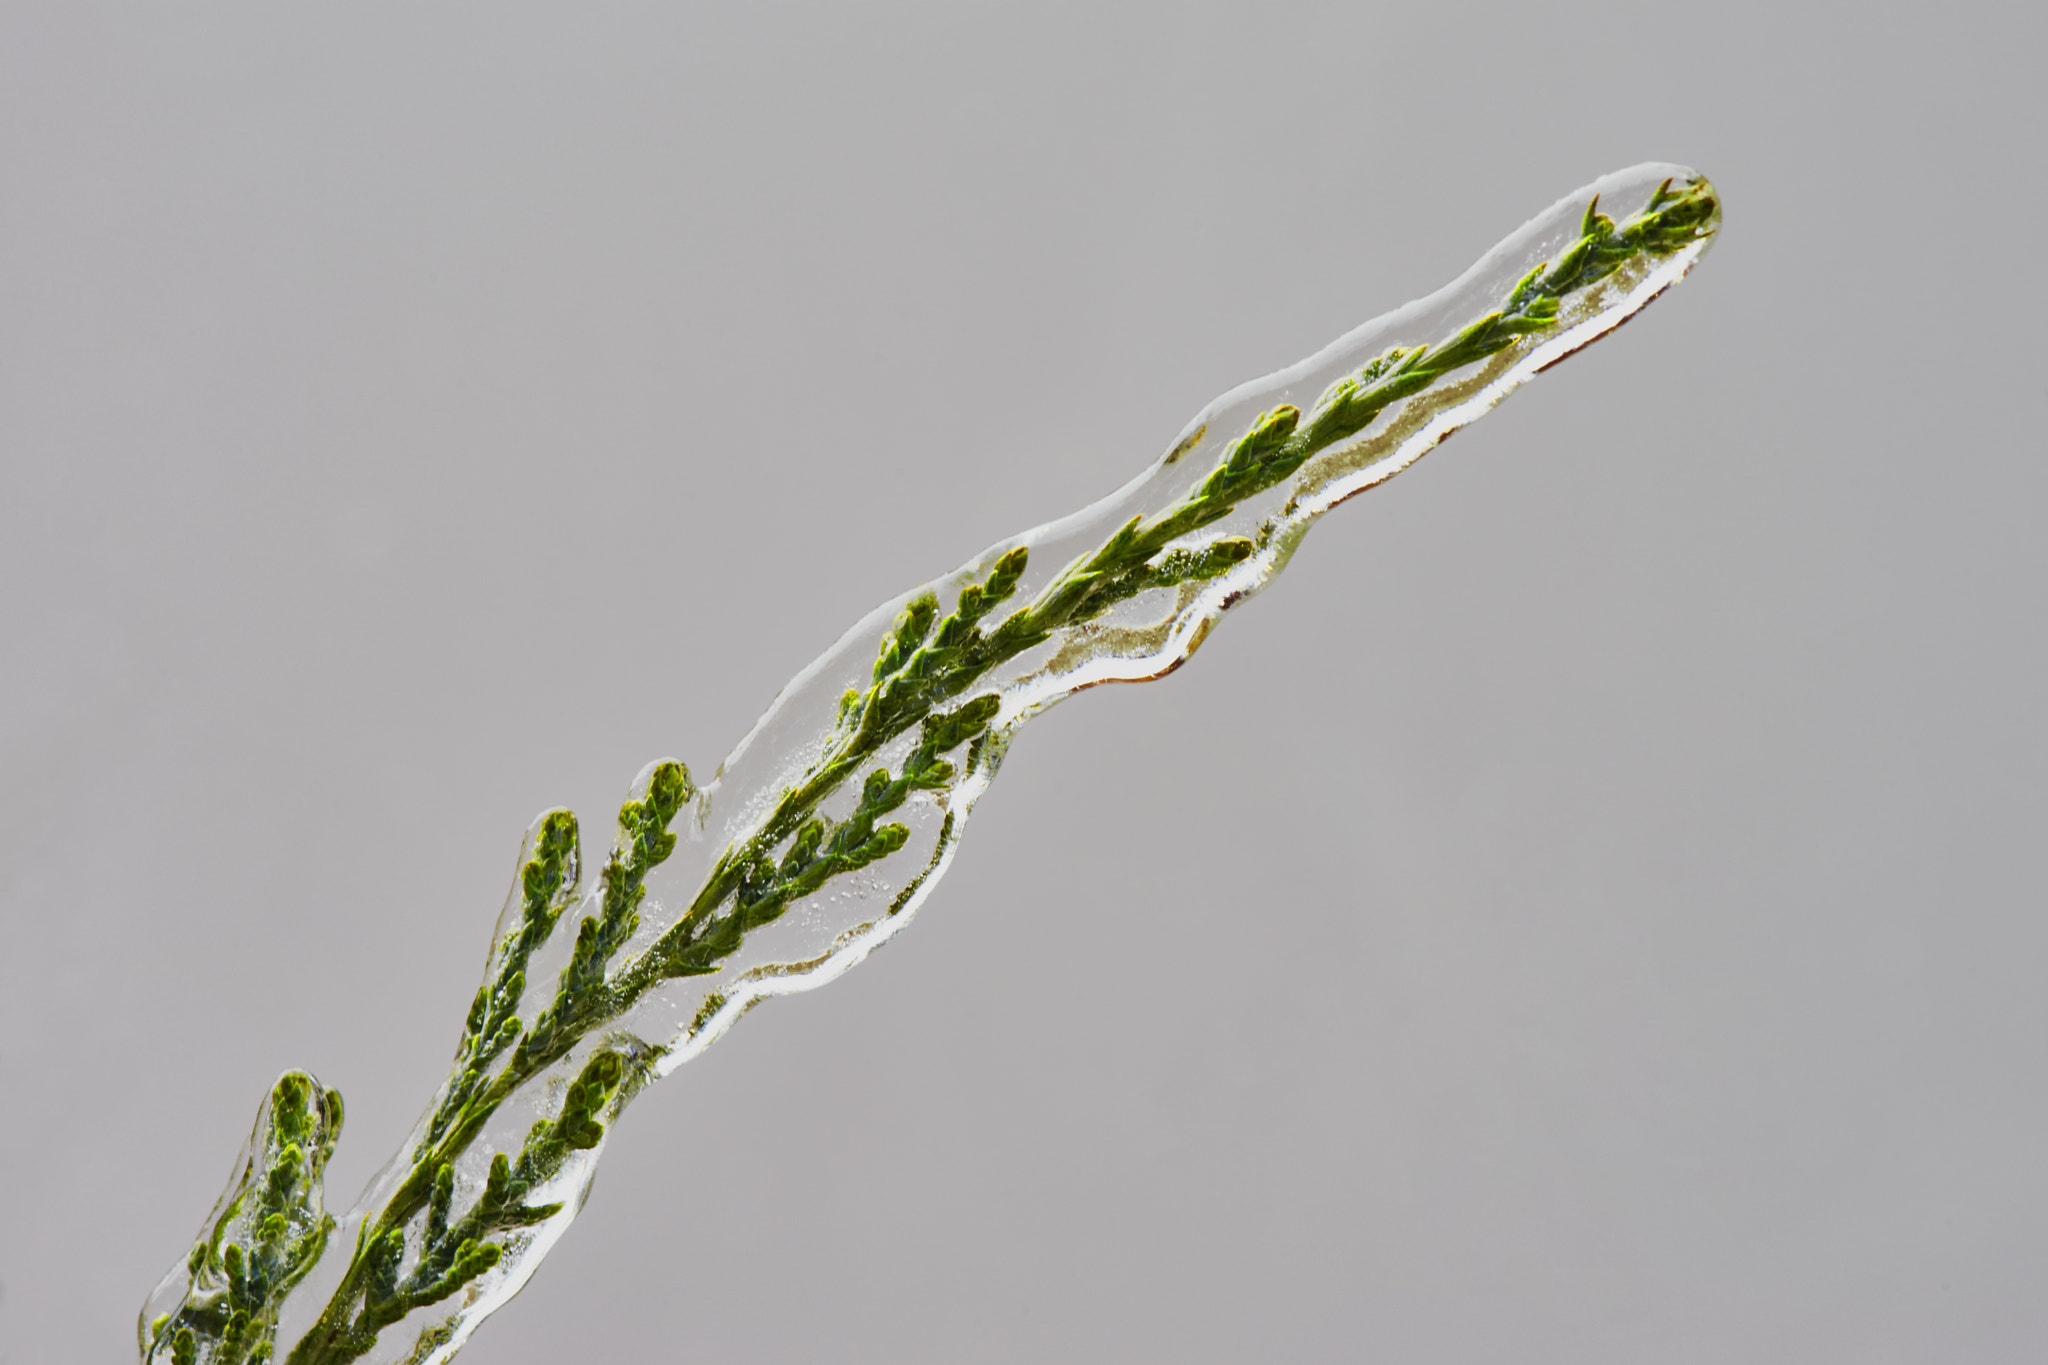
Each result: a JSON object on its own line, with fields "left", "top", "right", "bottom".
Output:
{"left": 4, "top": 4, "right": 2044, "bottom": 1362}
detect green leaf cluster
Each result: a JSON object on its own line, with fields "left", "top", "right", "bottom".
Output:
{"left": 335, "top": 1051, "right": 634, "bottom": 1356}
{"left": 286, "top": 777, "right": 688, "bottom": 1365}
{"left": 522, "top": 762, "right": 693, "bottom": 1065}
{"left": 650, "top": 693, "right": 1004, "bottom": 980}
{"left": 147, "top": 1074, "right": 342, "bottom": 1365}
{"left": 423, "top": 810, "right": 579, "bottom": 1152}
{"left": 855, "top": 545, "right": 1031, "bottom": 738}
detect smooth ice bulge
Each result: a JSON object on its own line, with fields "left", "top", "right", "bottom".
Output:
{"left": 143, "top": 163, "right": 1719, "bottom": 1365}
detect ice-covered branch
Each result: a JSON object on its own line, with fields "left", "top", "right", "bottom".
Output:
{"left": 142, "top": 163, "right": 1720, "bottom": 1365}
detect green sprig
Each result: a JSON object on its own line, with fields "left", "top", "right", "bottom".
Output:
{"left": 146, "top": 1074, "right": 341, "bottom": 1365}
{"left": 286, "top": 774, "right": 687, "bottom": 1365}
{"left": 519, "top": 762, "right": 691, "bottom": 1067}
{"left": 421, "top": 809, "right": 579, "bottom": 1153}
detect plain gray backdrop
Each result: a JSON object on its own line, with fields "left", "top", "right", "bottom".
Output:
{"left": 4, "top": 3, "right": 2045, "bottom": 1362}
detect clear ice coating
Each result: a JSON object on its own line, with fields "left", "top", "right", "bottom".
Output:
{"left": 143, "top": 163, "right": 1719, "bottom": 1365}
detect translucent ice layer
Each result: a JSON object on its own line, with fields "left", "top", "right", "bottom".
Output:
{"left": 143, "top": 163, "right": 1719, "bottom": 1365}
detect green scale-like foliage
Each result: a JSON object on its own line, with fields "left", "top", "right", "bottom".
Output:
{"left": 145, "top": 1074, "right": 342, "bottom": 1365}
{"left": 421, "top": 810, "right": 579, "bottom": 1155}
{"left": 287, "top": 771, "right": 688, "bottom": 1365}
{"left": 340, "top": 1051, "right": 635, "bottom": 1355}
